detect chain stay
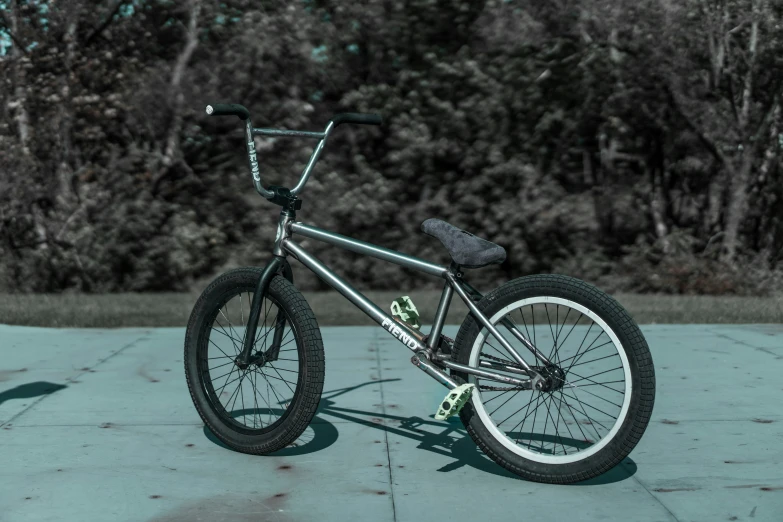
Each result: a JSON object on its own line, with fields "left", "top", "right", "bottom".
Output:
{"left": 476, "top": 352, "right": 530, "bottom": 392}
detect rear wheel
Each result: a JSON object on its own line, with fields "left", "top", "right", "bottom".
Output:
{"left": 451, "top": 274, "right": 655, "bottom": 483}
{"left": 184, "top": 267, "right": 325, "bottom": 454}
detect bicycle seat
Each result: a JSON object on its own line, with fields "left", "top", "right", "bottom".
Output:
{"left": 421, "top": 218, "right": 506, "bottom": 269}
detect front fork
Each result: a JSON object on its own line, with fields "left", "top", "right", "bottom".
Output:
{"left": 235, "top": 256, "right": 293, "bottom": 367}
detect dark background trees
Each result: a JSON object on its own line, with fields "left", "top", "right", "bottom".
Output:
{"left": 1, "top": 0, "right": 781, "bottom": 295}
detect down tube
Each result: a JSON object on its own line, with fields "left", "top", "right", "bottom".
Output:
{"left": 282, "top": 239, "right": 429, "bottom": 353}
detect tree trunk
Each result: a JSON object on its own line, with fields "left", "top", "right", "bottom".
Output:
{"left": 153, "top": 0, "right": 201, "bottom": 192}
{"left": 721, "top": 153, "right": 754, "bottom": 263}
{"left": 650, "top": 167, "right": 671, "bottom": 253}
{"left": 9, "top": 0, "right": 30, "bottom": 156}
{"left": 720, "top": 1, "right": 760, "bottom": 264}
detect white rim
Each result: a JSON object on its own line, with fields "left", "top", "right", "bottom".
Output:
{"left": 468, "top": 296, "right": 632, "bottom": 465}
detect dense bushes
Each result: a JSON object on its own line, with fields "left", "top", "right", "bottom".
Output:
{"left": 0, "top": 0, "right": 781, "bottom": 295}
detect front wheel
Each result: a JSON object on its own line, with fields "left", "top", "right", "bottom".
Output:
{"left": 451, "top": 274, "right": 655, "bottom": 483}
{"left": 184, "top": 267, "right": 325, "bottom": 455}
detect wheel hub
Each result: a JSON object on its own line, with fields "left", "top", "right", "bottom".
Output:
{"left": 235, "top": 352, "right": 266, "bottom": 370}
{"left": 532, "top": 365, "right": 566, "bottom": 392}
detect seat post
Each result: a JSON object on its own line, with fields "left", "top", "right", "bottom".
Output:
{"left": 427, "top": 281, "right": 455, "bottom": 350}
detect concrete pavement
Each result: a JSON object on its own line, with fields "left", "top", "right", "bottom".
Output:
{"left": 0, "top": 323, "right": 781, "bottom": 522}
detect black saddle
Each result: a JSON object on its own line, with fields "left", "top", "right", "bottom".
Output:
{"left": 421, "top": 218, "right": 506, "bottom": 269}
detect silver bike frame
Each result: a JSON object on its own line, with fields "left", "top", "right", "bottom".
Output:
{"left": 278, "top": 220, "right": 548, "bottom": 391}
{"left": 217, "top": 107, "right": 549, "bottom": 391}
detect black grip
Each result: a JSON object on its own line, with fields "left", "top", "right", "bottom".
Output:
{"left": 206, "top": 103, "right": 250, "bottom": 120}
{"left": 331, "top": 112, "right": 383, "bottom": 127}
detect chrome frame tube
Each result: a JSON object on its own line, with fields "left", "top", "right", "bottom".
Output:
{"left": 245, "top": 119, "right": 274, "bottom": 199}
{"left": 288, "top": 222, "right": 448, "bottom": 278}
{"left": 280, "top": 237, "right": 538, "bottom": 389}
{"left": 427, "top": 283, "right": 453, "bottom": 350}
{"left": 439, "top": 359, "right": 531, "bottom": 388}
{"left": 447, "top": 272, "right": 538, "bottom": 375}
{"left": 290, "top": 122, "right": 334, "bottom": 195}
{"left": 282, "top": 239, "right": 427, "bottom": 351}
{"left": 459, "top": 280, "right": 551, "bottom": 366}
{"left": 253, "top": 128, "right": 325, "bottom": 139}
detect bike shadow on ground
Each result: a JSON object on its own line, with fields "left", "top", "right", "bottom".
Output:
{"left": 0, "top": 381, "right": 68, "bottom": 407}
{"left": 202, "top": 379, "right": 637, "bottom": 485}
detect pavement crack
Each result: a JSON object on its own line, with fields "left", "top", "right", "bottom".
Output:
{"left": 625, "top": 466, "right": 683, "bottom": 522}
{"left": 374, "top": 329, "right": 398, "bottom": 522}
{"left": 0, "top": 335, "right": 149, "bottom": 428}
{"left": 710, "top": 331, "right": 779, "bottom": 358}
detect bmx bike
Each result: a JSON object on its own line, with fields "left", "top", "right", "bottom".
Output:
{"left": 184, "top": 103, "right": 656, "bottom": 483}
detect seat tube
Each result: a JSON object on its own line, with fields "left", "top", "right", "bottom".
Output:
{"left": 427, "top": 281, "right": 454, "bottom": 349}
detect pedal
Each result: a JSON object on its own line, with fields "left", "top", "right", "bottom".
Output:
{"left": 434, "top": 383, "right": 475, "bottom": 420}
{"left": 390, "top": 296, "right": 420, "bottom": 330}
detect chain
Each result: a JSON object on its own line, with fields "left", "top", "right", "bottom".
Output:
{"left": 429, "top": 338, "right": 534, "bottom": 392}
{"left": 476, "top": 353, "right": 530, "bottom": 392}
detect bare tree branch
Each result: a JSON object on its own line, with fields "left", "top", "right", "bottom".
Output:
{"left": 84, "top": 0, "right": 129, "bottom": 46}
{"left": 739, "top": 0, "right": 760, "bottom": 133}
{"left": 0, "top": 10, "right": 28, "bottom": 54}
{"left": 152, "top": 0, "right": 202, "bottom": 193}
{"left": 663, "top": 82, "right": 730, "bottom": 168}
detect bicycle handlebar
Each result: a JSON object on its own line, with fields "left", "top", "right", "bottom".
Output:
{"left": 205, "top": 103, "right": 382, "bottom": 202}
{"left": 205, "top": 103, "right": 250, "bottom": 120}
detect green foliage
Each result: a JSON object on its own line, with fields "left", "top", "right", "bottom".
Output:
{"left": 0, "top": 0, "right": 781, "bottom": 295}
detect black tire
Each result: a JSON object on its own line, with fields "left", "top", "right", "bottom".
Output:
{"left": 184, "top": 267, "right": 325, "bottom": 454}
{"left": 451, "top": 274, "right": 655, "bottom": 484}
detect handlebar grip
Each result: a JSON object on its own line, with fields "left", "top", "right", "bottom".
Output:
{"left": 331, "top": 112, "right": 383, "bottom": 127}
{"left": 205, "top": 103, "right": 250, "bottom": 121}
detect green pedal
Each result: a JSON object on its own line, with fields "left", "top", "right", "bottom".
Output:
{"left": 390, "top": 296, "right": 420, "bottom": 330}
{"left": 434, "top": 383, "right": 476, "bottom": 420}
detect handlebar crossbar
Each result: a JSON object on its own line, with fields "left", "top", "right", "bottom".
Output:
{"left": 205, "top": 103, "right": 382, "bottom": 203}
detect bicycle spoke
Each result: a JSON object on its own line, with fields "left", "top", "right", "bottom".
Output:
{"left": 219, "top": 304, "right": 242, "bottom": 352}
{"left": 568, "top": 352, "right": 618, "bottom": 369}
{"left": 256, "top": 367, "right": 288, "bottom": 418}
{"left": 518, "top": 308, "right": 534, "bottom": 350}
{"left": 563, "top": 382, "right": 623, "bottom": 409}
{"left": 559, "top": 391, "right": 615, "bottom": 430}
{"left": 564, "top": 379, "right": 625, "bottom": 389}
{"left": 215, "top": 366, "right": 239, "bottom": 396}
{"left": 558, "top": 389, "right": 592, "bottom": 444}
{"left": 553, "top": 392, "right": 570, "bottom": 455}
{"left": 211, "top": 323, "right": 240, "bottom": 351}
{"left": 470, "top": 298, "right": 631, "bottom": 460}
{"left": 557, "top": 339, "right": 614, "bottom": 366}
{"left": 566, "top": 366, "right": 624, "bottom": 387}
{"left": 266, "top": 363, "right": 297, "bottom": 394}
{"left": 250, "top": 366, "right": 259, "bottom": 428}
{"left": 542, "top": 390, "right": 552, "bottom": 452}
{"left": 545, "top": 304, "right": 557, "bottom": 360}
{"left": 208, "top": 359, "right": 235, "bottom": 371}
{"left": 564, "top": 333, "right": 611, "bottom": 373}
{"left": 511, "top": 390, "right": 543, "bottom": 445}
{"left": 225, "top": 371, "right": 247, "bottom": 413}
{"left": 257, "top": 370, "right": 297, "bottom": 387}
{"left": 559, "top": 392, "right": 604, "bottom": 441}
{"left": 489, "top": 387, "right": 526, "bottom": 418}
{"left": 481, "top": 387, "right": 516, "bottom": 405}
{"left": 239, "top": 370, "right": 246, "bottom": 419}
{"left": 544, "top": 392, "right": 565, "bottom": 455}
